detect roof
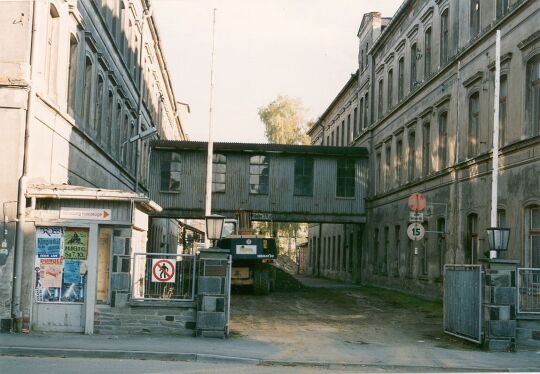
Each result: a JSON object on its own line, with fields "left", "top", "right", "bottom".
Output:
{"left": 26, "top": 184, "right": 162, "bottom": 213}
{"left": 151, "top": 140, "right": 369, "bottom": 158}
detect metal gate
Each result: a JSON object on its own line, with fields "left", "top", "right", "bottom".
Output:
{"left": 444, "top": 264, "right": 483, "bottom": 343}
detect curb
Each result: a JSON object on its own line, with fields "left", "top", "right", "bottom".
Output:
{"left": 0, "top": 346, "right": 515, "bottom": 372}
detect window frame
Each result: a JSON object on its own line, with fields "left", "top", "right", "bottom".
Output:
{"left": 249, "top": 155, "right": 270, "bottom": 195}
{"left": 293, "top": 157, "right": 314, "bottom": 197}
{"left": 212, "top": 153, "right": 227, "bottom": 193}
{"left": 468, "top": 92, "right": 480, "bottom": 158}
{"left": 336, "top": 158, "right": 356, "bottom": 198}
{"left": 160, "top": 152, "right": 182, "bottom": 192}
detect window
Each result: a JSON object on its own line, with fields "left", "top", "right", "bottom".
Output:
{"left": 394, "top": 225, "right": 401, "bottom": 276}
{"left": 410, "top": 43, "right": 417, "bottom": 90}
{"left": 341, "top": 120, "right": 345, "bottom": 146}
{"left": 336, "top": 159, "right": 355, "bottom": 198}
{"left": 364, "top": 94, "right": 369, "bottom": 129}
{"left": 353, "top": 107, "right": 358, "bottom": 137}
{"left": 331, "top": 130, "right": 335, "bottom": 146}
{"left": 468, "top": 92, "right": 480, "bottom": 158}
{"left": 440, "top": 9, "right": 449, "bottom": 65}
{"left": 67, "top": 36, "right": 78, "bottom": 117}
{"left": 94, "top": 76, "right": 104, "bottom": 139}
{"left": 466, "top": 213, "right": 479, "bottom": 264}
{"left": 359, "top": 99, "right": 364, "bottom": 132}
{"left": 373, "top": 229, "right": 379, "bottom": 274}
{"left": 438, "top": 112, "right": 448, "bottom": 170}
{"left": 408, "top": 130, "right": 416, "bottom": 181}
{"left": 118, "top": 1, "right": 126, "bottom": 51}
{"left": 121, "top": 113, "right": 129, "bottom": 165}
{"left": 437, "top": 218, "right": 446, "bottom": 276}
{"left": 337, "top": 235, "right": 342, "bottom": 271}
{"left": 114, "top": 103, "right": 122, "bottom": 156}
{"left": 396, "top": 139, "right": 403, "bottom": 184}
{"left": 347, "top": 114, "right": 351, "bottom": 145}
{"left": 376, "top": 151, "right": 382, "bottom": 193}
{"left": 383, "top": 227, "right": 389, "bottom": 274}
{"left": 387, "top": 69, "right": 393, "bottom": 110}
{"left": 82, "top": 57, "right": 93, "bottom": 130}
{"left": 378, "top": 78, "right": 384, "bottom": 119}
{"left": 421, "top": 223, "right": 429, "bottom": 275}
{"left": 360, "top": 50, "right": 364, "bottom": 71}
{"left": 105, "top": 90, "right": 114, "bottom": 149}
{"left": 384, "top": 145, "right": 391, "bottom": 191}
{"left": 398, "top": 57, "right": 405, "bottom": 101}
{"left": 249, "top": 155, "right": 269, "bottom": 194}
{"left": 496, "top": 0, "right": 509, "bottom": 18}
{"left": 497, "top": 209, "right": 507, "bottom": 227}
{"left": 336, "top": 124, "right": 341, "bottom": 146}
{"left": 424, "top": 28, "right": 432, "bottom": 77}
{"left": 129, "top": 119, "right": 136, "bottom": 172}
{"left": 294, "top": 157, "right": 314, "bottom": 196}
{"left": 212, "top": 154, "right": 226, "bottom": 193}
{"left": 499, "top": 75, "right": 508, "bottom": 146}
{"left": 45, "top": 5, "right": 60, "bottom": 100}
{"left": 470, "top": 0, "right": 480, "bottom": 40}
{"left": 525, "top": 206, "right": 540, "bottom": 267}
{"left": 422, "top": 122, "right": 431, "bottom": 175}
{"left": 525, "top": 56, "right": 540, "bottom": 137}
{"left": 160, "top": 152, "right": 181, "bottom": 191}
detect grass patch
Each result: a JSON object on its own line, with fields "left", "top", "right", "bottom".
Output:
{"left": 360, "top": 286, "right": 443, "bottom": 318}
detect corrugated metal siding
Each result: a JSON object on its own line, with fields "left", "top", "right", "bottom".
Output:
{"left": 149, "top": 149, "right": 367, "bottom": 220}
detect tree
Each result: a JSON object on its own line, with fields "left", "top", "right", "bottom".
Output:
{"left": 258, "top": 95, "right": 310, "bottom": 145}
{"left": 256, "top": 95, "right": 311, "bottom": 261}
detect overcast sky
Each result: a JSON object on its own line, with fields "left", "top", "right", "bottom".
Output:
{"left": 151, "top": 0, "right": 401, "bottom": 143}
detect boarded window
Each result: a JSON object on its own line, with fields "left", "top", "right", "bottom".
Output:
{"left": 212, "top": 154, "right": 227, "bottom": 193}
{"left": 160, "top": 153, "right": 182, "bottom": 191}
{"left": 294, "top": 157, "right": 314, "bottom": 196}
{"left": 249, "top": 155, "right": 269, "bottom": 194}
{"left": 336, "top": 159, "right": 355, "bottom": 198}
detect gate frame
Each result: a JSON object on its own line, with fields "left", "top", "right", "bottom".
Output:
{"left": 443, "top": 264, "right": 484, "bottom": 344}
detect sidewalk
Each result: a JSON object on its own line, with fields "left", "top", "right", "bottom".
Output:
{"left": 2, "top": 275, "right": 540, "bottom": 372}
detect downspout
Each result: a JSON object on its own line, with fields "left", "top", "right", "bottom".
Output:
{"left": 12, "top": 0, "right": 39, "bottom": 331}
{"left": 134, "top": 5, "right": 152, "bottom": 193}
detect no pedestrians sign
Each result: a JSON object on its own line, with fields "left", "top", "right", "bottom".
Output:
{"left": 151, "top": 259, "right": 176, "bottom": 283}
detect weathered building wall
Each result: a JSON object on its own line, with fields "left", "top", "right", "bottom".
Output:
{"left": 307, "top": 0, "right": 540, "bottom": 298}
{"left": 0, "top": 0, "right": 186, "bottom": 326}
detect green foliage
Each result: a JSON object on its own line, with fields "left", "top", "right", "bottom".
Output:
{"left": 258, "top": 95, "right": 310, "bottom": 145}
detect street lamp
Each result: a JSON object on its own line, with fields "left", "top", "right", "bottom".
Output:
{"left": 486, "top": 227, "right": 510, "bottom": 253}
{"left": 205, "top": 215, "right": 225, "bottom": 248}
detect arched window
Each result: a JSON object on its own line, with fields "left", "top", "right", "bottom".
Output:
{"left": 440, "top": 9, "right": 449, "bottom": 65}
{"left": 387, "top": 69, "right": 393, "bottom": 110}
{"left": 398, "top": 57, "right": 405, "bottom": 101}
{"left": 82, "top": 57, "right": 93, "bottom": 129}
{"left": 470, "top": 0, "right": 480, "bottom": 40}
{"left": 67, "top": 35, "right": 78, "bottom": 117}
{"left": 377, "top": 78, "right": 384, "bottom": 119}
{"left": 94, "top": 75, "right": 104, "bottom": 137}
{"left": 468, "top": 92, "right": 480, "bottom": 158}
{"left": 410, "top": 43, "right": 417, "bottom": 90}
{"left": 424, "top": 28, "right": 432, "bottom": 77}
{"left": 525, "top": 55, "right": 540, "bottom": 138}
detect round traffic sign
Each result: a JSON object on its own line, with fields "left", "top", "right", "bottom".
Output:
{"left": 152, "top": 259, "right": 175, "bottom": 282}
{"left": 408, "top": 193, "right": 426, "bottom": 211}
{"left": 407, "top": 223, "right": 425, "bottom": 241}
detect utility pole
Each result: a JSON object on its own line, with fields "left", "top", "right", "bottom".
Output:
{"left": 490, "top": 30, "right": 501, "bottom": 260}
{"left": 204, "top": 9, "right": 217, "bottom": 247}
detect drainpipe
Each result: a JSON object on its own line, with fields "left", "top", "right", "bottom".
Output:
{"left": 134, "top": 4, "right": 152, "bottom": 193}
{"left": 12, "top": 0, "right": 39, "bottom": 332}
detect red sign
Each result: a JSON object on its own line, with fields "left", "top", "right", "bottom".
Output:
{"left": 151, "top": 259, "right": 175, "bottom": 283}
{"left": 408, "top": 193, "right": 426, "bottom": 211}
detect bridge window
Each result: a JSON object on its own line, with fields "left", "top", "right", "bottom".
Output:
{"left": 249, "top": 155, "right": 269, "bottom": 194}
{"left": 212, "top": 154, "right": 226, "bottom": 193}
{"left": 294, "top": 157, "right": 314, "bottom": 196}
{"left": 336, "top": 159, "right": 355, "bottom": 198}
{"left": 160, "top": 153, "right": 182, "bottom": 191}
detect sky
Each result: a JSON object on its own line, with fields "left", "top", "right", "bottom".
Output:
{"left": 151, "top": 0, "right": 401, "bottom": 143}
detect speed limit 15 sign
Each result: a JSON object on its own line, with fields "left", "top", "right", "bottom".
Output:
{"left": 407, "top": 223, "right": 425, "bottom": 241}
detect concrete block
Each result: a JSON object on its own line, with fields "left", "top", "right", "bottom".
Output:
{"left": 487, "top": 338, "right": 515, "bottom": 352}
{"left": 488, "top": 320, "right": 516, "bottom": 338}
{"left": 200, "top": 296, "right": 225, "bottom": 312}
{"left": 111, "top": 273, "right": 130, "bottom": 291}
{"left": 196, "top": 311, "right": 225, "bottom": 330}
{"left": 487, "top": 305, "right": 511, "bottom": 320}
{"left": 198, "top": 277, "right": 223, "bottom": 295}
{"left": 487, "top": 272, "right": 512, "bottom": 287}
{"left": 491, "top": 287, "right": 517, "bottom": 305}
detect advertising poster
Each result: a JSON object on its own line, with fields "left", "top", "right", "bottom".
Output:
{"left": 39, "top": 258, "right": 64, "bottom": 288}
{"left": 64, "top": 229, "right": 88, "bottom": 260}
{"left": 36, "top": 227, "right": 63, "bottom": 258}
{"left": 63, "top": 259, "right": 81, "bottom": 284}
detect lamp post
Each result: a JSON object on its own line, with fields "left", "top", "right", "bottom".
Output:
{"left": 486, "top": 227, "right": 510, "bottom": 254}
{"left": 205, "top": 215, "right": 225, "bottom": 248}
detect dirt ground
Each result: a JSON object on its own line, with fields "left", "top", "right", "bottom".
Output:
{"left": 229, "top": 279, "right": 477, "bottom": 362}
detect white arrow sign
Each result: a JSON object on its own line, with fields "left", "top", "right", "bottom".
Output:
{"left": 60, "top": 207, "right": 112, "bottom": 221}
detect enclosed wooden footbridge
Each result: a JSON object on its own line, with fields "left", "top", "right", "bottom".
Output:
{"left": 148, "top": 141, "right": 368, "bottom": 223}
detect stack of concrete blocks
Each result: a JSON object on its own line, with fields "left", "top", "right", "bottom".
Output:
{"left": 196, "top": 249, "right": 231, "bottom": 338}
{"left": 482, "top": 259, "right": 519, "bottom": 351}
